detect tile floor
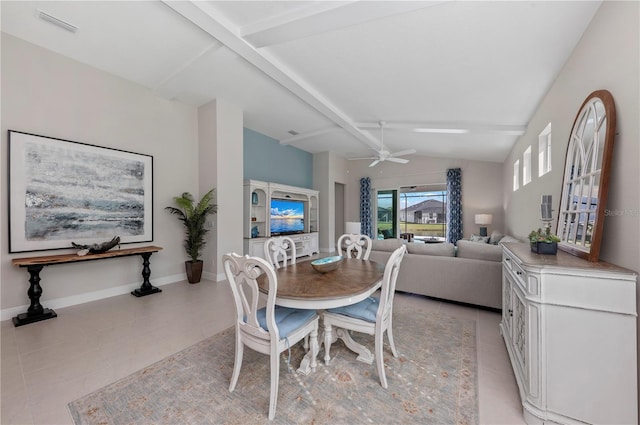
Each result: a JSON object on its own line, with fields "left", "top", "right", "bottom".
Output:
{"left": 1, "top": 279, "right": 525, "bottom": 424}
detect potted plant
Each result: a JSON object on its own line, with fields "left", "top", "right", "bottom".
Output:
{"left": 528, "top": 227, "right": 561, "bottom": 255}
{"left": 165, "top": 188, "right": 217, "bottom": 283}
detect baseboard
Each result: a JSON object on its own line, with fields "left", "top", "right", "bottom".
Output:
{"left": 1, "top": 273, "right": 185, "bottom": 322}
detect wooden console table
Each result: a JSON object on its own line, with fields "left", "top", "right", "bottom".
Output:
{"left": 11, "top": 246, "right": 163, "bottom": 327}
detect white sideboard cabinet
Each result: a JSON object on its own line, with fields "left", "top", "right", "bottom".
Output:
{"left": 500, "top": 243, "right": 637, "bottom": 425}
{"left": 243, "top": 180, "right": 319, "bottom": 261}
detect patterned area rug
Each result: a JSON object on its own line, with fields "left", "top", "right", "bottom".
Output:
{"left": 68, "top": 303, "right": 478, "bottom": 424}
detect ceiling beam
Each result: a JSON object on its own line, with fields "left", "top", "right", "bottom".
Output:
{"left": 162, "top": 0, "right": 381, "bottom": 151}
{"left": 281, "top": 121, "right": 526, "bottom": 145}
{"left": 241, "top": 1, "right": 446, "bottom": 48}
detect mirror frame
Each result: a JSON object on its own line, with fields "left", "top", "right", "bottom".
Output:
{"left": 557, "top": 90, "right": 616, "bottom": 262}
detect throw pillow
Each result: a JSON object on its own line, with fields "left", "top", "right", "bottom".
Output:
{"left": 470, "top": 234, "right": 490, "bottom": 243}
{"left": 489, "top": 230, "right": 505, "bottom": 245}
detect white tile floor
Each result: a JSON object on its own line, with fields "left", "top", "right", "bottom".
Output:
{"left": 1, "top": 279, "right": 525, "bottom": 424}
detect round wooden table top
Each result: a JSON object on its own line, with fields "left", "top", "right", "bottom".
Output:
{"left": 257, "top": 258, "right": 385, "bottom": 309}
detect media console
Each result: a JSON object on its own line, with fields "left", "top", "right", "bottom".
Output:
{"left": 243, "top": 180, "right": 319, "bottom": 260}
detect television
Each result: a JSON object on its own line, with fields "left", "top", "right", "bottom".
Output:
{"left": 270, "top": 198, "right": 305, "bottom": 235}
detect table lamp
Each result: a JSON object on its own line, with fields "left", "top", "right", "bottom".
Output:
{"left": 475, "top": 214, "right": 492, "bottom": 237}
{"left": 345, "top": 221, "right": 361, "bottom": 235}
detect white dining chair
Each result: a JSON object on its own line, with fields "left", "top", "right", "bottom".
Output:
{"left": 264, "top": 236, "right": 296, "bottom": 269}
{"left": 223, "top": 253, "right": 319, "bottom": 420}
{"left": 336, "top": 233, "right": 372, "bottom": 260}
{"left": 322, "top": 244, "right": 406, "bottom": 388}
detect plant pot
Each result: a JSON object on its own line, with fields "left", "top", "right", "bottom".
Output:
{"left": 530, "top": 241, "right": 558, "bottom": 255}
{"left": 185, "top": 260, "right": 203, "bottom": 283}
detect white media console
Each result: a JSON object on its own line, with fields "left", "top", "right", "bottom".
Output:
{"left": 243, "top": 180, "right": 319, "bottom": 260}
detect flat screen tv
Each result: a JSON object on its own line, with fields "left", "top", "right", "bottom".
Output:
{"left": 270, "top": 198, "right": 305, "bottom": 235}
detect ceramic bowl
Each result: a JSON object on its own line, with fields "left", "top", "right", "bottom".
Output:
{"left": 311, "top": 256, "right": 343, "bottom": 273}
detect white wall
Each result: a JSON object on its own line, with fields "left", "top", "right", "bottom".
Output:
{"left": 502, "top": 1, "right": 640, "bottom": 414}
{"left": 1, "top": 34, "right": 200, "bottom": 315}
{"left": 344, "top": 156, "right": 504, "bottom": 239}
{"left": 503, "top": 1, "right": 639, "bottom": 273}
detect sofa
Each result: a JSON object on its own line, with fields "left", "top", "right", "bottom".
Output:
{"left": 369, "top": 235, "right": 517, "bottom": 310}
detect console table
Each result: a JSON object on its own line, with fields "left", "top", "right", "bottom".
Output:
{"left": 11, "top": 245, "right": 163, "bottom": 327}
{"left": 501, "top": 242, "right": 637, "bottom": 424}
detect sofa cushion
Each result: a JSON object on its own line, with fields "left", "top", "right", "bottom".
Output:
{"left": 456, "top": 240, "right": 503, "bottom": 262}
{"left": 371, "top": 238, "right": 403, "bottom": 252}
{"left": 407, "top": 242, "right": 455, "bottom": 257}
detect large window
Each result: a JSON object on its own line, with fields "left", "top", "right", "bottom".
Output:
{"left": 376, "top": 186, "right": 447, "bottom": 242}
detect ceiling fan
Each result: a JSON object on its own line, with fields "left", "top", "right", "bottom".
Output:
{"left": 349, "top": 121, "right": 416, "bottom": 167}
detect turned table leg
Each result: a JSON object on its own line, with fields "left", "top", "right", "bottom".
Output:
{"left": 131, "top": 252, "right": 162, "bottom": 297}
{"left": 12, "top": 265, "right": 58, "bottom": 327}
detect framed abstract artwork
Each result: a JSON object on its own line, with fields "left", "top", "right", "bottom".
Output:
{"left": 8, "top": 130, "right": 153, "bottom": 253}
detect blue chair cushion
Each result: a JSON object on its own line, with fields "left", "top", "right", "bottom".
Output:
{"left": 256, "top": 306, "right": 316, "bottom": 338}
{"left": 327, "top": 296, "right": 379, "bottom": 322}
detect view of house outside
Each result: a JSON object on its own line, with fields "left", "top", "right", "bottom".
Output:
{"left": 377, "top": 189, "right": 447, "bottom": 241}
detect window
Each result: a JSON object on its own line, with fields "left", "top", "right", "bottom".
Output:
{"left": 376, "top": 190, "right": 397, "bottom": 239}
{"left": 376, "top": 186, "right": 447, "bottom": 242}
{"left": 538, "top": 123, "right": 552, "bottom": 176}
{"left": 523, "top": 146, "right": 532, "bottom": 186}
{"left": 513, "top": 160, "right": 520, "bottom": 191}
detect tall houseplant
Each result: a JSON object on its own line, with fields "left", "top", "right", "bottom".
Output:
{"left": 165, "top": 188, "right": 217, "bottom": 283}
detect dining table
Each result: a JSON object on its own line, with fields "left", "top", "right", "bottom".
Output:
{"left": 257, "top": 257, "right": 386, "bottom": 375}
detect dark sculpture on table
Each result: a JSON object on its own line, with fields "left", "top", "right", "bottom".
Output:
{"left": 72, "top": 236, "right": 121, "bottom": 256}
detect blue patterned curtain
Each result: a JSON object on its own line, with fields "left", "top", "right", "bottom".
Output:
{"left": 360, "top": 177, "right": 373, "bottom": 238}
{"left": 446, "top": 168, "right": 462, "bottom": 244}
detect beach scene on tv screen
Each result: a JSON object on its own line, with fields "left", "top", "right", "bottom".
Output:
{"left": 271, "top": 199, "right": 304, "bottom": 234}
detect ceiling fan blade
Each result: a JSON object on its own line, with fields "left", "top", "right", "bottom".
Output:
{"left": 369, "top": 159, "right": 381, "bottom": 167}
{"left": 386, "top": 157, "right": 409, "bottom": 164}
{"left": 390, "top": 149, "right": 417, "bottom": 157}
{"left": 348, "top": 156, "right": 377, "bottom": 160}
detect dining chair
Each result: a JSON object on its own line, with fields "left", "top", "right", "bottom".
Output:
{"left": 264, "top": 236, "right": 296, "bottom": 269}
{"left": 336, "top": 233, "right": 372, "bottom": 260}
{"left": 223, "top": 253, "right": 319, "bottom": 420}
{"left": 322, "top": 244, "right": 406, "bottom": 388}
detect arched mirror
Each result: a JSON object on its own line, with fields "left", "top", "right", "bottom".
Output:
{"left": 557, "top": 90, "right": 616, "bottom": 262}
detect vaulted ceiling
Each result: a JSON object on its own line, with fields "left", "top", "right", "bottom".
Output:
{"left": 1, "top": 1, "right": 602, "bottom": 163}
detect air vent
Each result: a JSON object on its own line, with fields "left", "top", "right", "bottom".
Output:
{"left": 287, "top": 130, "right": 299, "bottom": 136}
{"left": 38, "top": 10, "right": 78, "bottom": 33}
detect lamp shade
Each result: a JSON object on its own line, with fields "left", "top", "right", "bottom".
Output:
{"left": 474, "top": 214, "right": 493, "bottom": 225}
{"left": 345, "top": 222, "right": 361, "bottom": 234}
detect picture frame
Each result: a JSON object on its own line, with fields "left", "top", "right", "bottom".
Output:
{"left": 8, "top": 130, "right": 153, "bottom": 253}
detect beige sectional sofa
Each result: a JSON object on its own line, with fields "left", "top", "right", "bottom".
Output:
{"left": 369, "top": 238, "right": 509, "bottom": 310}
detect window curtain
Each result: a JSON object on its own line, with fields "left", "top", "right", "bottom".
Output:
{"left": 360, "top": 177, "right": 373, "bottom": 238}
{"left": 446, "top": 168, "right": 462, "bottom": 244}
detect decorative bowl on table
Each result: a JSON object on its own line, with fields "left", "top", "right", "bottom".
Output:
{"left": 311, "top": 256, "right": 343, "bottom": 273}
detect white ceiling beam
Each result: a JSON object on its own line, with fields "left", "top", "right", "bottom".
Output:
{"left": 162, "top": 0, "right": 381, "bottom": 151}
{"left": 153, "top": 40, "right": 224, "bottom": 100}
{"left": 355, "top": 121, "right": 526, "bottom": 136}
{"left": 242, "top": 1, "right": 446, "bottom": 48}
{"left": 282, "top": 122, "right": 526, "bottom": 146}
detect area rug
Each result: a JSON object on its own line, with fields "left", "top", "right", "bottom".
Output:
{"left": 68, "top": 304, "right": 478, "bottom": 424}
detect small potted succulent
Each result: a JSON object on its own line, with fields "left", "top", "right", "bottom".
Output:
{"left": 528, "top": 227, "right": 561, "bottom": 255}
